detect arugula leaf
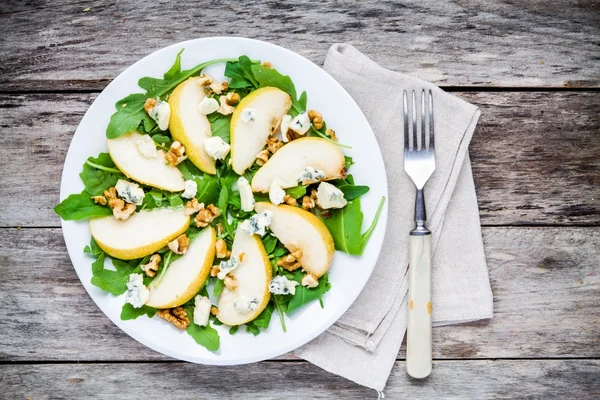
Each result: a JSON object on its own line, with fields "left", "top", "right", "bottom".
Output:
{"left": 120, "top": 303, "right": 157, "bottom": 320}
{"left": 331, "top": 177, "right": 370, "bottom": 201}
{"left": 246, "top": 324, "right": 260, "bottom": 336}
{"left": 360, "top": 196, "right": 386, "bottom": 253}
{"left": 262, "top": 235, "right": 278, "bottom": 255}
{"left": 217, "top": 181, "right": 230, "bottom": 216}
{"left": 151, "top": 134, "right": 172, "bottom": 148}
{"left": 251, "top": 64, "right": 297, "bottom": 100}
{"left": 208, "top": 113, "right": 231, "bottom": 143}
{"left": 344, "top": 156, "right": 354, "bottom": 171}
{"left": 54, "top": 193, "right": 113, "bottom": 220}
{"left": 224, "top": 58, "right": 256, "bottom": 89}
{"left": 252, "top": 302, "right": 274, "bottom": 329}
{"left": 177, "top": 159, "right": 203, "bottom": 180}
{"left": 195, "top": 174, "right": 220, "bottom": 205}
{"left": 80, "top": 153, "right": 122, "bottom": 196}
{"left": 213, "top": 278, "right": 224, "bottom": 298}
{"left": 90, "top": 255, "right": 138, "bottom": 295}
{"left": 163, "top": 49, "right": 184, "bottom": 81}
{"left": 167, "top": 192, "right": 183, "bottom": 207}
{"left": 323, "top": 199, "right": 364, "bottom": 255}
{"left": 186, "top": 319, "right": 220, "bottom": 351}
{"left": 286, "top": 273, "right": 331, "bottom": 314}
{"left": 83, "top": 238, "right": 104, "bottom": 257}
{"left": 229, "top": 325, "right": 239, "bottom": 335}
{"left": 285, "top": 185, "right": 307, "bottom": 199}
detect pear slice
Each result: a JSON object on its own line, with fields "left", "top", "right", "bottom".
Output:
{"left": 89, "top": 208, "right": 189, "bottom": 260}
{"left": 255, "top": 202, "right": 334, "bottom": 278}
{"left": 251, "top": 137, "right": 345, "bottom": 192}
{"left": 146, "top": 227, "right": 216, "bottom": 309}
{"left": 169, "top": 77, "right": 216, "bottom": 174}
{"left": 217, "top": 228, "right": 272, "bottom": 326}
{"left": 230, "top": 87, "right": 292, "bottom": 175}
{"left": 107, "top": 131, "right": 185, "bottom": 192}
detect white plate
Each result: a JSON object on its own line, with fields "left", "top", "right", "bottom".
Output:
{"left": 59, "top": 37, "right": 388, "bottom": 365}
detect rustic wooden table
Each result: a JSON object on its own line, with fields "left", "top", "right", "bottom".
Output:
{"left": 1, "top": 1, "right": 599, "bottom": 398}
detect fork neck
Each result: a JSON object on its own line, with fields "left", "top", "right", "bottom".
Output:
{"left": 411, "top": 189, "right": 431, "bottom": 236}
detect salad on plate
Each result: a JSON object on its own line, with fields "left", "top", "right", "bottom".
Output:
{"left": 55, "top": 50, "right": 385, "bottom": 351}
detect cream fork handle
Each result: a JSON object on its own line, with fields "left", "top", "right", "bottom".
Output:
{"left": 406, "top": 234, "right": 432, "bottom": 379}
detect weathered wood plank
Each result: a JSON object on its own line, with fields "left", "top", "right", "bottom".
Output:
{"left": 1, "top": 91, "right": 598, "bottom": 227}
{"left": 2, "top": 360, "right": 599, "bottom": 399}
{"left": 0, "top": 227, "right": 597, "bottom": 362}
{"left": 1, "top": 0, "right": 599, "bottom": 90}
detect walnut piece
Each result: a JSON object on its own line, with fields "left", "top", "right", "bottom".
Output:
{"left": 302, "top": 273, "right": 319, "bottom": 288}
{"left": 215, "top": 238, "right": 230, "bottom": 259}
{"left": 225, "top": 92, "right": 240, "bottom": 105}
{"left": 217, "top": 96, "right": 235, "bottom": 115}
{"left": 267, "top": 136, "right": 283, "bottom": 154}
{"left": 92, "top": 195, "right": 107, "bottom": 206}
{"left": 277, "top": 250, "right": 303, "bottom": 272}
{"left": 209, "top": 80, "right": 229, "bottom": 95}
{"left": 238, "top": 252, "right": 246, "bottom": 262}
{"left": 255, "top": 149, "right": 270, "bottom": 166}
{"left": 195, "top": 204, "right": 220, "bottom": 227}
{"left": 210, "top": 306, "right": 219, "bottom": 316}
{"left": 215, "top": 223, "right": 225, "bottom": 237}
{"left": 302, "top": 195, "right": 315, "bottom": 210}
{"left": 184, "top": 198, "right": 204, "bottom": 216}
{"left": 143, "top": 98, "right": 158, "bottom": 114}
{"left": 140, "top": 254, "right": 161, "bottom": 277}
{"left": 326, "top": 128, "right": 338, "bottom": 141}
{"left": 224, "top": 274, "right": 238, "bottom": 291}
{"left": 104, "top": 188, "right": 136, "bottom": 220}
{"left": 307, "top": 109, "right": 324, "bottom": 130}
{"left": 157, "top": 307, "right": 190, "bottom": 330}
{"left": 286, "top": 129, "right": 302, "bottom": 142}
{"left": 283, "top": 194, "right": 297, "bottom": 206}
{"left": 165, "top": 141, "right": 187, "bottom": 166}
{"left": 197, "top": 73, "right": 213, "bottom": 87}
{"left": 210, "top": 265, "right": 220, "bottom": 277}
{"left": 168, "top": 234, "right": 189, "bottom": 255}
{"left": 262, "top": 61, "right": 273, "bottom": 68}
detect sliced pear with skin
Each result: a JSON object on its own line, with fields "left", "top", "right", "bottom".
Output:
{"left": 217, "top": 228, "right": 272, "bottom": 326}
{"left": 231, "top": 87, "right": 292, "bottom": 175}
{"left": 169, "top": 76, "right": 216, "bottom": 174}
{"left": 255, "top": 202, "right": 335, "bottom": 278}
{"left": 251, "top": 137, "right": 345, "bottom": 192}
{"left": 146, "top": 227, "right": 216, "bottom": 309}
{"left": 89, "top": 208, "right": 189, "bottom": 260}
{"left": 107, "top": 131, "right": 185, "bottom": 192}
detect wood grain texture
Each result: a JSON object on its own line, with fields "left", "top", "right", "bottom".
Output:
{"left": 1, "top": 0, "right": 599, "bottom": 91}
{"left": 1, "top": 91, "right": 598, "bottom": 227}
{"left": 1, "top": 227, "right": 597, "bottom": 362}
{"left": 2, "top": 360, "right": 599, "bottom": 399}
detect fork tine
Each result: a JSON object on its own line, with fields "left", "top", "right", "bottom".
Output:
{"left": 411, "top": 90, "right": 417, "bottom": 151}
{"left": 428, "top": 90, "right": 435, "bottom": 150}
{"left": 403, "top": 91, "right": 409, "bottom": 152}
{"left": 421, "top": 89, "right": 426, "bottom": 150}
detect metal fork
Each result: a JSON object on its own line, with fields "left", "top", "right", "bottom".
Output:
{"left": 403, "top": 89, "right": 436, "bottom": 379}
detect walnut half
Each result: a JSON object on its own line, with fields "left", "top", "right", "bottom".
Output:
{"left": 168, "top": 234, "right": 189, "bottom": 255}
{"left": 157, "top": 307, "right": 190, "bottom": 330}
{"left": 277, "top": 250, "right": 303, "bottom": 271}
{"left": 195, "top": 204, "right": 220, "bottom": 228}
{"left": 140, "top": 254, "right": 161, "bottom": 277}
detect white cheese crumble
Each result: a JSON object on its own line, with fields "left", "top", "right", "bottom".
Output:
{"left": 181, "top": 180, "right": 197, "bottom": 199}
{"left": 290, "top": 112, "right": 311, "bottom": 135}
{"left": 193, "top": 295, "right": 212, "bottom": 326}
{"left": 280, "top": 114, "right": 292, "bottom": 142}
{"left": 198, "top": 97, "right": 220, "bottom": 115}
{"left": 239, "top": 211, "right": 273, "bottom": 237}
{"left": 204, "top": 136, "right": 231, "bottom": 160}
{"left": 136, "top": 135, "right": 157, "bottom": 159}
{"left": 269, "top": 178, "right": 286, "bottom": 206}
{"left": 149, "top": 100, "right": 171, "bottom": 131}
{"left": 240, "top": 107, "right": 257, "bottom": 123}
{"left": 234, "top": 295, "right": 259, "bottom": 313}
{"left": 316, "top": 182, "right": 348, "bottom": 209}
{"left": 125, "top": 273, "right": 149, "bottom": 308}
{"left": 237, "top": 176, "right": 255, "bottom": 212}
{"left": 217, "top": 255, "right": 241, "bottom": 280}
{"left": 269, "top": 275, "right": 299, "bottom": 295}
{"left": 115, "top": 179, "right": 145, "bottom": 205}
{"left": 297, "top": 166, "right": 326, "bottom": 185}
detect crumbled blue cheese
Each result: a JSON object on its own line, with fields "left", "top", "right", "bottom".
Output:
{"left": 290, "top": 112, "right": 311, "bottom": 135}
{"left": 234, "top": 295, "right": 259, "bottom": 313}
{"left": 239, "top": 211, "right": 273, "bottom": 237}
{"left": 297, "top": 166, "right": 326, "bottom": 185}
{"left": 136, "top": 135, "right": 157, "bottom": 158}
{"left": 240, "top": 107, "right": 257, "bottom": 123}
{"left": 125, "top": 273, "right": 149, "bottom": 308}
{"left": 181, "top": 180, "right": 197, "bottom": 199}
{"left": 149, "top": 100, "right": 171, "bottom": 131}
{"left": 193, "top": 295, "right": 212, "bottom": 326}
{"left": 269, "top": 178, "right": 286, "bottom": 206}
{"left": 280, "top": 114, "right": 292, "bottom": 142}
{"left": 269, "top": 275, "right": 299, "bottom": 295}
{"left": 198, "top": 97, "right": 220, "bottom": 115}
{"left": 115, "top": 179, "right": 145, "bottom": 205}
{"left": 204, "top": 136, "right": 231, "bottom": 160}
{"left": 316, "top": 182, "right": 348, "bottom": 209}
{"left": 237, "top": 177, "right": 255, "bottom": 212}
{"left": 217, "top": 255, "right": 241, "bottom": 280}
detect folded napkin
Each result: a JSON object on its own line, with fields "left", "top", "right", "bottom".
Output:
{"left": 295, "top": 44, "right": 494, "bottom": 392}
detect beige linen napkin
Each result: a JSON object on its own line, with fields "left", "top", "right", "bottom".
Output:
{"left": 295, "top": 44, "right": 494, "bottom": 391}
